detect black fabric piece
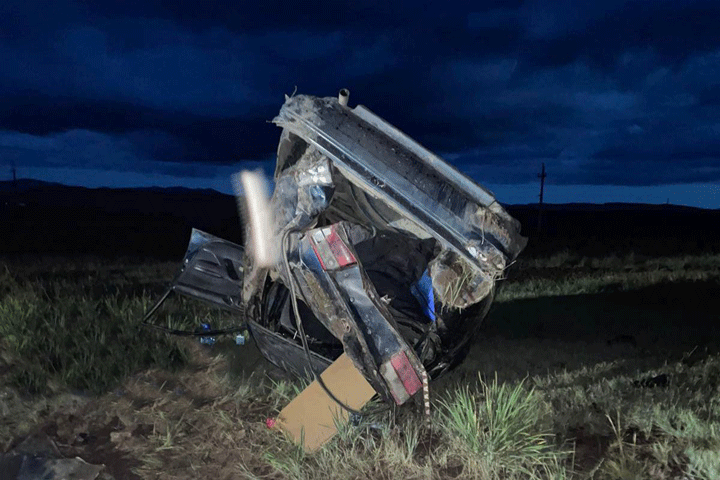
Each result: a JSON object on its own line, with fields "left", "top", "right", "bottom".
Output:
{"left": 353, "top": 230, "right": 437, "bottom": 328}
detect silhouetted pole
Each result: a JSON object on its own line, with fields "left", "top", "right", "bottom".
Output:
{"left": 537, "top": 163, "right": 546, "bottom": 233}
{"left": 11, "top": 163, "right": 18, "bottom": 203}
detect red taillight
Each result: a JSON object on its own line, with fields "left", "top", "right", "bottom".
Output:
{"left": 310, "top": 225, "right": 357, "bottom": 270}
{"left": 325, "top": 227, "right": 356, "bottom": 267}
{"left": 390, "top": 351, "right": 422, "bottom": 397}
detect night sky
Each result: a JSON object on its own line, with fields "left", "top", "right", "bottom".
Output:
{"left": 2, "top": 1, "right": 719, "bottom": 207}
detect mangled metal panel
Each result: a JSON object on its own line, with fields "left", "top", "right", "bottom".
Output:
{"left": 273, "top": 95, "right": 526, "bottom": 267}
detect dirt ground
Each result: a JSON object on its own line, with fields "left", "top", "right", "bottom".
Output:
{"left": 1, "top": 338, "right": 281, "bottom": 480}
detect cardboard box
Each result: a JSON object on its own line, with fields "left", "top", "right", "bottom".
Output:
{"left": 273, "top": 353, "right": 377, "bottom": 452}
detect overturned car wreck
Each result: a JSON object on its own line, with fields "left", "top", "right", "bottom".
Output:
{"left": 146, "top": 90, "right": 527, "bottom": 408}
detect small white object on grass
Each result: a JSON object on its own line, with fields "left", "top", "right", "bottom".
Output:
{"left": 422, "top": 369, "right": 430, "bottom": 425}
{"left": 232, "top": 170, "right": 277, "bottom": 268}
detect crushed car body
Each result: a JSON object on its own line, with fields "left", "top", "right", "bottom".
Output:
{"left": 146, "top": 90, "right": 527, "bottom": 407}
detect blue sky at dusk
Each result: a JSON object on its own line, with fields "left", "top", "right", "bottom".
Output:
{"left": 2, "top": 1, "right": 719, "bottom": 207}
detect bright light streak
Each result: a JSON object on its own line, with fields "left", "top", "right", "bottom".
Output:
{"left": 233, "top": 170, "right": 276, "bottom": 268}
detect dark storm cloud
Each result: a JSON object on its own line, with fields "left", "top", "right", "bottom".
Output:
{"left": 521, "top": 0, "right": 720, "bottom": 69}
{"left": 698, "top": 85, "right": 720, "bottom": 107}
{"left": 1, "top": 0, "right": 719, "bottom": 187}
{"left": 0, "top": 93, "right": 280, "bottom": 162}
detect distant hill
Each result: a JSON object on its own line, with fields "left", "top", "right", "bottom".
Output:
{"left": 2, "top": 180, "right": 719, "bottom": 259}
{"left": 0, "top": 178, "right": 66, "bottom": 192}
{"left": 509, "top": 202, "right": 715, "bottom": 213}
{"left": 506, "top": 203, "right": 720, "bottom": 257}
{"left": 0, "top": 179, "right": 225, "bottom": 194}
{"left": 1, "top": 180, "right": 242, "bottom": 259}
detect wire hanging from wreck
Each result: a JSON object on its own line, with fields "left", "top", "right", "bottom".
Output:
{"left": 281, "top": 228, "right": 392, "bottom": 418}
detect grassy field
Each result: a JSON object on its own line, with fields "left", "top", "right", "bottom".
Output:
{"left": 2, "top": 253, "right": 720, "bottom": 479}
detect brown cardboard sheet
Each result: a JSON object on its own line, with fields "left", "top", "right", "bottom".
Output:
{"left": 274, "top": 353, "right": 377, "bottom": 452}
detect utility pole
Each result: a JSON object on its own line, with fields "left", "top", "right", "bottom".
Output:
{"left": 537, "top": 163, "right": 547, "bottom": 233}
{"left": 11, "top": 162, "right": 18, "bottom": 202}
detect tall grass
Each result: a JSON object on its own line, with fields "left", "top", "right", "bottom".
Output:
{"left": 0, "top": 279, "right": 187, "bottom": 394}
{"left": 436, "top": 374, "right": 569, "bottom": 479}
{"left": 499, "top": 253, "right": 720, "bottom": 301}
{"left": 0, "top": 261, "right": 196, "bottom": 394}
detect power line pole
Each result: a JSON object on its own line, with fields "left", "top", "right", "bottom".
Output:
{"left": 537, "top": 163, "right": 547, "bottom": 232}
{"left": 11, "top": 162, "right": 18, "bottom": 199}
